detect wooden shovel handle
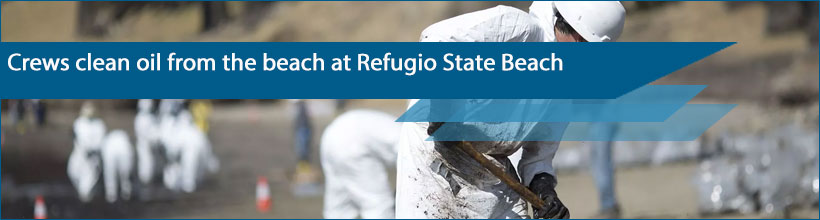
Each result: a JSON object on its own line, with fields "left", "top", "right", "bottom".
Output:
{"left": 455, "top": 141, "right": 548, "bottom": 210}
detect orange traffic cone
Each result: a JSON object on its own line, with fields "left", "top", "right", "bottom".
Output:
{"left": 34, "top": 196, "right": 46, "bottom": 219}
{"left": 256, "top": 176, "right": 271, "bottom": 213}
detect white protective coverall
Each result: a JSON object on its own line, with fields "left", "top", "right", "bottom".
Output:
{"left": 68, "top": 116, "right": 107, "bottom": 202}
{"left": 320, "top": 109, "right": 402, "bottom": 219}
{"left": 101, "top": 130, "right": 134, "bottom": 203}
{"left": 161, "top": 110, "right": 220, "bottom": 193}
{"left": 397, "top": 4, "right": 565, "bottom": 218}
{"left": 135, "top": 99, "right": 159, "bottom": 184}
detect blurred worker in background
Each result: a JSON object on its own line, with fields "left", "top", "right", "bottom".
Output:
{"left": 334, "top": 99, "right": 349, "bottom": 115}
{"left": 9, "top": 99, "right": 24, "bottom": 133}
{"left": 8, "top": 99, "right": 47, "bottom": 134}
{"left": 100, "top": 129, "right": 135, "bottom": 203}
{"left": 135, "top": 99, "right": 160, "bottom": 185}
{"left": 587, "top": 123, "right": 621, "bottom": 218}
{"left": 190, "top": 100, "right": 213, "bottom": 133}
{"left": 68, "top": 102, "right": 107, "bottom": 202}
{"left": 320, "top": 109, "right": 402, "bottom": 219}
{"left": 290, "top": 99, "right": 321, "bottom": 197}
{"left": 158, "top": 99, "right": 220, "bottom": 193}
{"left": 68, "top": 101, "right": 137, "bottom": 203}
{"left": 398, "top": 1, "right": 625, "bottom": 218}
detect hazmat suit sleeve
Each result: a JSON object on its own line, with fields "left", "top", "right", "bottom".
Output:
{"left": 420, "top": 5, "right": 544, "bottom": 43}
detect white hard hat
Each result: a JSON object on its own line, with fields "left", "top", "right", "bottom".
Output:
{"left": 554, "top": 1, "right": 626, "bottom": 42}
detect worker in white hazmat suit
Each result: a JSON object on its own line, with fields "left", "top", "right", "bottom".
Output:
{"left": 68, "top": 102, "right": 137, "bottom": 203}
{"left": 68, "top": 103, "right": 107, "bottom": 202}
{"left": 320, "top": 109, "right": 402, "bottom": 219}
{"left": 161, "top": 107, "right": 220, "bottom": 193}
{"left": 158, "top": 99, "right": 184, "bottom": 162}
{"left": 135, "top": 99, "right": 160, "bottom": 184}
{"left": 101, "top": 130, "right": 135, "bottom": 203}
{"left": 398, "top": 2, "right": 625, "bottom": 218}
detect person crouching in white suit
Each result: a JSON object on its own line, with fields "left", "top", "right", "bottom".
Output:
{"left": 397, "top": 2, "right": 626, "bottom": 218}
{"left": 321, "top": 109, "right": 402, "bottom": 219}
{"left": 101, "top": 130, "right": 135, "bottom": 203}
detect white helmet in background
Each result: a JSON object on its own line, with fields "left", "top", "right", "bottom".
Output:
{"left": 554, "top": 1, "right": 626, "bottom": 42}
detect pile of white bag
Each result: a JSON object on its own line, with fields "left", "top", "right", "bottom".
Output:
{"left": 693, "top": 124, "right": 818, "bottom": 216}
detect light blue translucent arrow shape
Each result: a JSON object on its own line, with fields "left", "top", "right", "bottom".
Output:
{"left": 427, "top": 104, "right": 735, "bottom": 141}
{"left": 398, "top": 85, "right": 706, "bottom": 122}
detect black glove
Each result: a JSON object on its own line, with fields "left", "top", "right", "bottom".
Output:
{"left": 529, "top": 173, "right": 570, "bottom": 219}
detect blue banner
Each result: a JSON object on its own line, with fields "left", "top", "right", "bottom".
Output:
{"left": 0, "top": 42, "right": 731, "bottom": 99}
